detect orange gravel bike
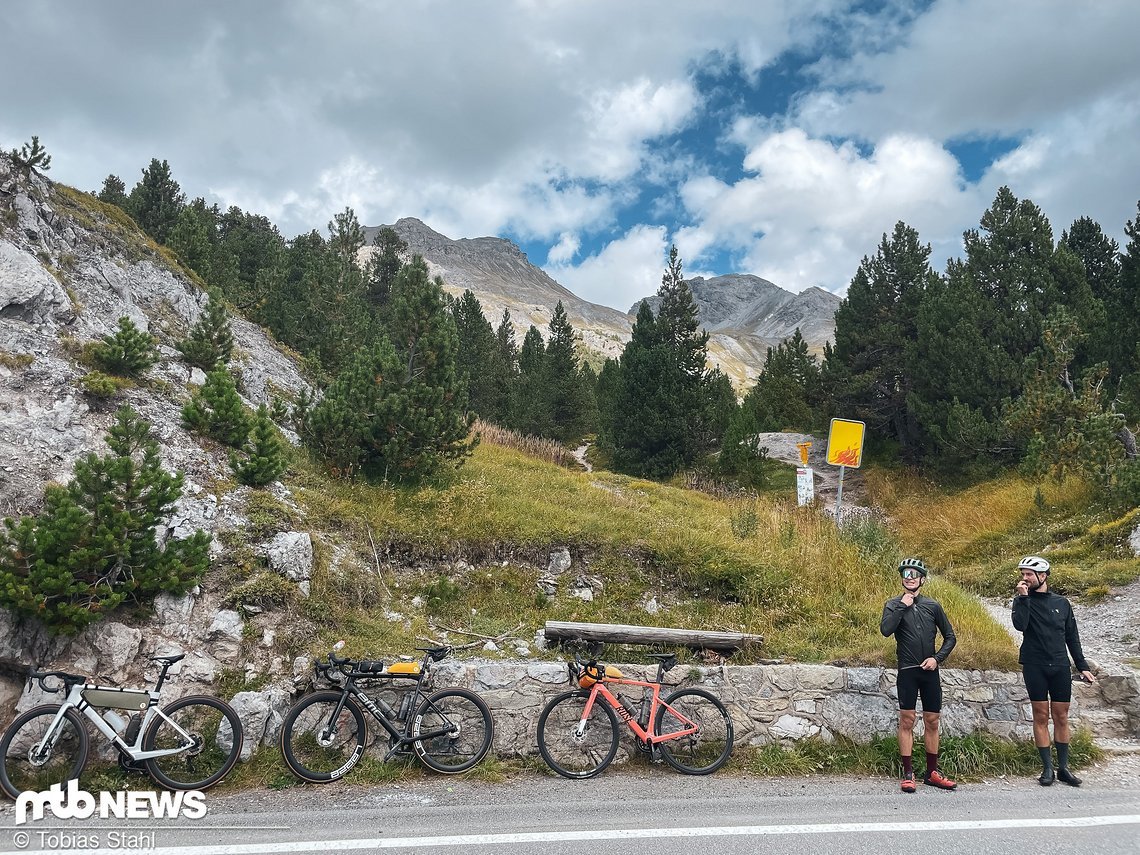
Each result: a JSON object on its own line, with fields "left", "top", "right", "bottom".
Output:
{"left": 536, "top": 653, "right": 733, "bottom": 779}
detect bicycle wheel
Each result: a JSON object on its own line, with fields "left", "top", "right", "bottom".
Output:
{"left": 536, "top": 690, "right": 619, "bottom": 779}
{"left": 279, "top": 691, "right": 367, "bottom": 784}
{"left": 654, "top": 688, "right": 733, "bottom": 775}
{"left": 0, "top": 705, "right": 89, "bottom": 799}
{"left": 142, "top": 695, "right": 242, "bottom": 790}
{"left": 412, "top": 688, "right": 494, "bottom": 774}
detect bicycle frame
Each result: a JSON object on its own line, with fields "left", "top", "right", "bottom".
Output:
{"left": 578, "top": 677, "right": 698, "bottom": 745}
{"left": 34, "top": 683, "right": 193, "bottom": 763}
{"left": 319, "top": 655, "right": 458, "bottom": 761}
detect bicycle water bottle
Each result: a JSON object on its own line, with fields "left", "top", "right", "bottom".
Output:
{"left": 396, "top": 693, "right": 413, "bottom": 721}
{"left": 103, "top": 710, "right": 127, "bottom": 732}
{"left": 637, "top": 696, "right": 651, "bottom": 728}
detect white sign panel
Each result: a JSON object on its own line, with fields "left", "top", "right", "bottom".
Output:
{"left": 796, "top": 467, "right": 814, "bottom": 507}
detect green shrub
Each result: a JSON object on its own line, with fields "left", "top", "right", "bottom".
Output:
{"left": 183, "top": 368, "right": 251, "bottom": 447}
{"left": 230, "top": 405, "right": 289, "bottom": 487}
{"left": 79, "top": 370, "right": 124, "bottom": 398}
{"left": 0, "top": 406, "right": 210, "bottom": 634}
{"left": 90, "top": 316, "right": 157, "bottom": 377}
{"left": 178, "top": 289, "right": 234, "bottom": 371}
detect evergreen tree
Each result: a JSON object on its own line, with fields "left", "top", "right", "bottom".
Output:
{"left": 0, "top": 406, "right": 209, "bottom": 634}
{"left": 1004, "top": 307, "right": 1124, "bottom": 485}
{"left": 126, "top": 158, "right": 185, "bottom": 244}
{"left": 606, "top": 301, "right": 688, "bottom": 477}
{"left": 451, "top": 290, "right": 505, "bottom": 422}
{"left": 828, "top": 222, "right": 933, "bottom": 451}
{"left": 1115, "top": 202, "right": 1140, "bottom": 419}
{"left": 96, "top": 174, "right": 128, "bottom": 208}
{"left": 168, "top": 198, "right": 217, "bottom": 277}
{"left": 8, "top": 136, "right": 51, "bottom": 181}
{"left": 492, "top": 308, "right": 519, "bottom": 424}
{"left": 743, "top": 331, "right": 820, "bottom": 432}
{"left": 91, "top": 316, "right": 158, "bottom": 378}
{"left": 365, "top": 226, "right": 407, "bottom": 309}
{"left": 1060, "top": 216, "right": 1118, "bottom": 380}
{"left": 178, "top": 289, "right": 234, "bottom": 371}
{"left": 182, "top": 367, "right": 251, "bottom": 447}
{"left": 718, "top": 402, "right": 770, "bottom": 488}
{"left": 305, "top": 257, "right": 475, "bottom": 481}
{"left": 513, "top": 325, "right": 550, "bottom": 436}
{"left": 543, "top": 301, "right": 592, "bottom": 443}
{"left": 230, "top": 405, "right": 289, "bottom": 486}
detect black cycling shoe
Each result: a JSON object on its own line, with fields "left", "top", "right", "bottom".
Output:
{"left": 1056, "top": 768, "right": 1082, "bottom": 787}
{"left": 1038, "top": 768, "right": 1055, "bottom": 786}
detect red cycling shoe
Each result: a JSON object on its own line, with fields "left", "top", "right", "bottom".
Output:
{"left": 924, "top": 770, "right": 957, "bottom": 790}
{"left": 900, "top": 773, "right": 916, "bottom": 793}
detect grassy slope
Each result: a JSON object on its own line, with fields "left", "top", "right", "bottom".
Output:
{"left": 278, "top": 441, "right": 1015, "bottom": 670}
{"left": 866, "top": 467, "right": 1140, "bottom": 599}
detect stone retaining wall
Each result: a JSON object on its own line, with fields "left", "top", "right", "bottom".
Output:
{"left": 266, "top": 658, "right": 1135, "bottom": 760}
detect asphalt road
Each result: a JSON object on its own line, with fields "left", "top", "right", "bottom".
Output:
{"left": 1, "top": 766, "right": 1138, "bottom": 855}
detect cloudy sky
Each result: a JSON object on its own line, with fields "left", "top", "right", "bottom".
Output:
{"left": 3, "top": 0, "right": 1139, "bottom": 311}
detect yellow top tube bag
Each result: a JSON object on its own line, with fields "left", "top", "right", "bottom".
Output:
{"left": 578, "top": 663, "right": 623, "bottom": 688}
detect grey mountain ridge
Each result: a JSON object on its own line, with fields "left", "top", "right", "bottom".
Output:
{"left": 363, "top": 219, "right": 840, "bottom": 387}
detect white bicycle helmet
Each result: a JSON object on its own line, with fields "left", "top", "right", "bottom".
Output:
{"left": 898, "top": 557, "right": 927, "bottom": 577}
{"left": 1018, "top": 555, "right": 1050, "bottom": 574}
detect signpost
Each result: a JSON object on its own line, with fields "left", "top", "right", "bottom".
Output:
{"left": 795, "top": 441, "right": 813, "bottom": 506}
{"left": 826, "top": 419, "right": 865, "bottom": 519}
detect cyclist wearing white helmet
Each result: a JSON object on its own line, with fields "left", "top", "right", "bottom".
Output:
{"left": 880, "top": 557, "right": 957, "bottom": 793}
{"left": 1013, "top": 555, "right": 1096, "bottom": 787}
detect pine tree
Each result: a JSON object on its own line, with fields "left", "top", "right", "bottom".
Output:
{"left": 451, "top": 290, "right": 504, "bottom": 422}
{"left": 718, "top": 402, "right": 770, "bottom": 488}
{"left": 305, "top": 259, "right": 476, "bottom": 481}
{"left": 178, "top": 289, "right": 234, "bottom": 371}
{"left": 168, "top": 198, "right": 217, "bottom": 278}
{"left": 0, "top": 406, "right": 209, "bottom": 634}
{"left": 126, "top": 158, "right": 185, "bottom": 244}
{"left": 1004, "top": 307, "right": 1124, "bottom": 484}
{"left": 606, "top": 301, "right": 687, "bottom": 477}
{"left": 492, "top": 308, "right": 519, "bottom": 424}
{"left": 230, "top": 405, "right": 289, "bottom": 486}
{"left": 9, "top": 136, "right": 51, "bottom": 180}
{"left": 96, "top": 175, "right": 128, "bottom": 208}
{"left": 513, "top": 325, "right": 550, "bottom": 436}
{"left": 746, "top": 330, "right": 820, "bottom": 433}
{"left": 91, "top": 316, "right": 158, "bottom": 377}
{"left": 543, "top": 301, "right": 592, "bottom": 443}
{"left": 365, "top": 226, "right": 407, "bottom": 310}
{"left": 182, "top": 367, "right": 251, "bottom": 447}
{"left": 828, "top": 222, "right": 933, "bottom": 452}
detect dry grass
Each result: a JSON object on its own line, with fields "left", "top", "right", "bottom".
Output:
{"left": 474, "top": 419, "right": 579, "bottom": 469}
{"left": 288, "top": 443, "right": 1014, "bottom": 669}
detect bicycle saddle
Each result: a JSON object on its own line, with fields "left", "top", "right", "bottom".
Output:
{"left": 150, "top": 653, "right": 186, "bottom": 664}
{"left": 417, "top": 646, "right": 451, "bottom": 662}
{"left": 647, "top": 653, "right": 677, "bottom": 671}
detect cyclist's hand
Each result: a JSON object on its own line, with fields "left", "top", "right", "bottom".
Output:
{"left": 900, "top": 592, "right": 915, "bottom": 607}
{"left": 920, "top": 657, "right": 938, "bottom": 671}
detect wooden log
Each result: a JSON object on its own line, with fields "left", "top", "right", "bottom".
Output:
{"left": 543, "top": 620, "right": 763, "bottom": 653}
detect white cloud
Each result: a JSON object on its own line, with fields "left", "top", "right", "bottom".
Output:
{"left": 546, "top": 232, "right": 581, "bottom": 265}
{"left": 545, "top": 225, "right": 668, "bottom": 310}
{"left": 678, "top": 129, "right": 980, "bottom": 292}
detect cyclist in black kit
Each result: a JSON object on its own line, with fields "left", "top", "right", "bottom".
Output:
{"left": 1013, "top": 555, "right": 1096, "bottom": 787}
{"left": 880, "top": 557, "right": 957, "bottom": 793}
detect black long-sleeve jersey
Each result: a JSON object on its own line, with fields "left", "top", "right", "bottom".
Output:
{"left": 1012, "top": 589, "right": 1089, "bottom": 672}
{"left": 880, "top": 593, "right": 957, "bottom": 670}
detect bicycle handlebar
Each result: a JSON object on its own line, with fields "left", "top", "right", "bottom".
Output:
{"left": 28, "top": 668, "right": 86, "bottom": 694}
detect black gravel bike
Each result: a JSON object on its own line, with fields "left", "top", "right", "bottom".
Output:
{"left": 279, "top": 643, "right": 494, "bottom": 782}
{"left": 0, "top": 654, "right": 243, "bottom": 799}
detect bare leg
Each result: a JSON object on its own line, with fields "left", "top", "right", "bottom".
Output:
{"left": 1050, "top": 702, "right": 1071, "bottom": 744}
{"left": 898, "top": 709, "right": 916, "bottom": 757}
{"left": 922, "top": 712, "right": 940, "bottom": 755}
{"left": 1031, "top": 701, "right": 1051, "bottom": 748}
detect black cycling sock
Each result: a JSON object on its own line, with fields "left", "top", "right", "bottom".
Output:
{"left": 1038, "top": 746, "right": 1053, "bottom": 772}
{"left": 901, "top": 755, "right": 913, "bottom": 776}
{"left": 1056, "top": 741, "right": 1070, "bottom": 769}
{"left": 925, "top": 751, "right": 938, "bottom": 774}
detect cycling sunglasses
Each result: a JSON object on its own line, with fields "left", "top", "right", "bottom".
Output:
{"left": 900, "top": 569, "right": 923, "bottom": 580}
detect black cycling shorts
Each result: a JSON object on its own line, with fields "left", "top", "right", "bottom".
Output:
{"left": 897, "top": 667, "right": 942, "bottom": 713}
{"left": 1022, "top": 663, "right": 1072, "bottom": 703}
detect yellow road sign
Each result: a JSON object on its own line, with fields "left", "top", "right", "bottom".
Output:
{"left": 827, "top": 419, "right": 865, "bottom": 468}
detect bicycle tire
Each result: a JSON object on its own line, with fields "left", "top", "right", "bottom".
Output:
{"left": 279, "top": 691, "right": 368, "bottom": 784}
{"left": 536, "top": 689, "right": 619, "bottom": 779}
{"left": 412, "top": 688, "right": 494, "bottom": 774}
{"left": 142, "top": 695, "right": 243, "bottom": 791}
{"left": 0, "top": 704, "right": 89, "bottom": 800}
{"left": 654, "top": 687, "right": 734, "bottom": 775}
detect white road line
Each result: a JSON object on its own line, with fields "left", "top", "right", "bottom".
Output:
{"left": 29, "top": 813, "right": 1140, "bottom": 855}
